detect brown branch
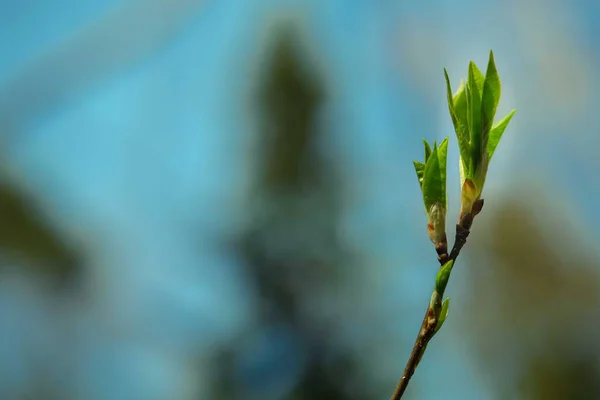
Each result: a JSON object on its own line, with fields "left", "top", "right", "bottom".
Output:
{"left": 390, "top": 200, "right": 482, "bottom": 400}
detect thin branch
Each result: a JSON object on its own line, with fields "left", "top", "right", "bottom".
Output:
{"left": 390, "top": 200, "right": 482, "bottom": 400}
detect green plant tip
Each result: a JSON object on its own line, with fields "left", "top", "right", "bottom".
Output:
{"left": 435, "top": 259, "right": 454, "bottom": 295}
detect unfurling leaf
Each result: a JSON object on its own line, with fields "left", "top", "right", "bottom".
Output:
{"left": 435, "top": 297, "right": 450, "bottom": 333}
{"left": 419, "top": 138, "right": 449, "bottom": 244}
{"left": 468, "top": 62, "right": 483, "bottom": 172}
{"left": 453, "top": 80, "right": 469, "bottom": 135}
{"left": 469, "top": 62, "right": 485, "bottom": 96}
{"left": 422, "top": 142, "right": 442, "bottom": 210}
{"left": 444, "top": 70, "right": 470, "bottom": 173}
{"left": 413, "top": 161, "right": 425, "bottom": 188}
{"left": 435, "top": 259, "right": 454, "bottom": 294}
{"left": 423, "top": 139, "right": 432, "bottom": 162}
{"left": 437, "top": 137, "right": 448, "bottom": 205}
{"left": 487, "top": 109, "right": 516, "bottom": 161}
{"left": 481, "top": 50, "right": 502, "bottom": 148}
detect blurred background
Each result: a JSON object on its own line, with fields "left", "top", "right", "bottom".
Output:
{"left": 0, "top": 0, "right": 599, "bottom": 399}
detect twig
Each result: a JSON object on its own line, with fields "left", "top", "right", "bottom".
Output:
{"left": 390, "top": 200, "right": 481, "bottom": 399}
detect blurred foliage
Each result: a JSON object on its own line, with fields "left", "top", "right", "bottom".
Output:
{"left": 463, "top": 194, "right": 600, "bottom": 399}
{"left": 256, "top": 29, "right": 325, "bottom": 192}
{"left": 0, "top": 180, "right": 79, "bottom": 283}
{"left": 211, "top": 28, "right": 372, "bottom": 400}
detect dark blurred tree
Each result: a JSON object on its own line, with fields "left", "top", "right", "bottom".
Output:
{"left": 211, "top": 27, "right": 372, "bottom": 400}
{"left": 0, "top": 179, "right": 79, "bottom": 285}
{"left": 462, "top": 191, "right": 600, "bottom": 399}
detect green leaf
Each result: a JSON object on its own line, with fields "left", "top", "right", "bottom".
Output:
{"left": 469, "top": 62, "right": 485, "bottom": 96}
{"left": 413, "top": 161, "right": 425, "bottom": 188}
{"left": 453, "top": 80, "right": 468, "bottom": 131}
{"left": 437, "top": 137, "right": 449, "bottom": 206}
{"left": 422, "top": 142, "right": 444, "bottom": 211}
{"left": 465, "top": 79, "right": 471, "bottom": 136}
{"left": 487, "top": 109, "right": 516, "bottom": 161}
{"left": 435, "top": 297, "right": 450, "bottom": 333}
{"left": 444, "top": 71, "right": 470, "bottom": 174}
{"left": 423, "top": 139, "right": 432, "bottom": 162}
{"left": 468, "top": 62, "right": 483, "bottom": 173}
{"left": 482, "top": 50, "right": 502, "bottom": 154}
{"left": 441, "top": 297, "right": 450, "bottom": 320}
{"left": 435, "top": 259, "right": 454, "bottom": 295}
{"left": 423, "top": 141, "right": 448, "bottom": 244}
